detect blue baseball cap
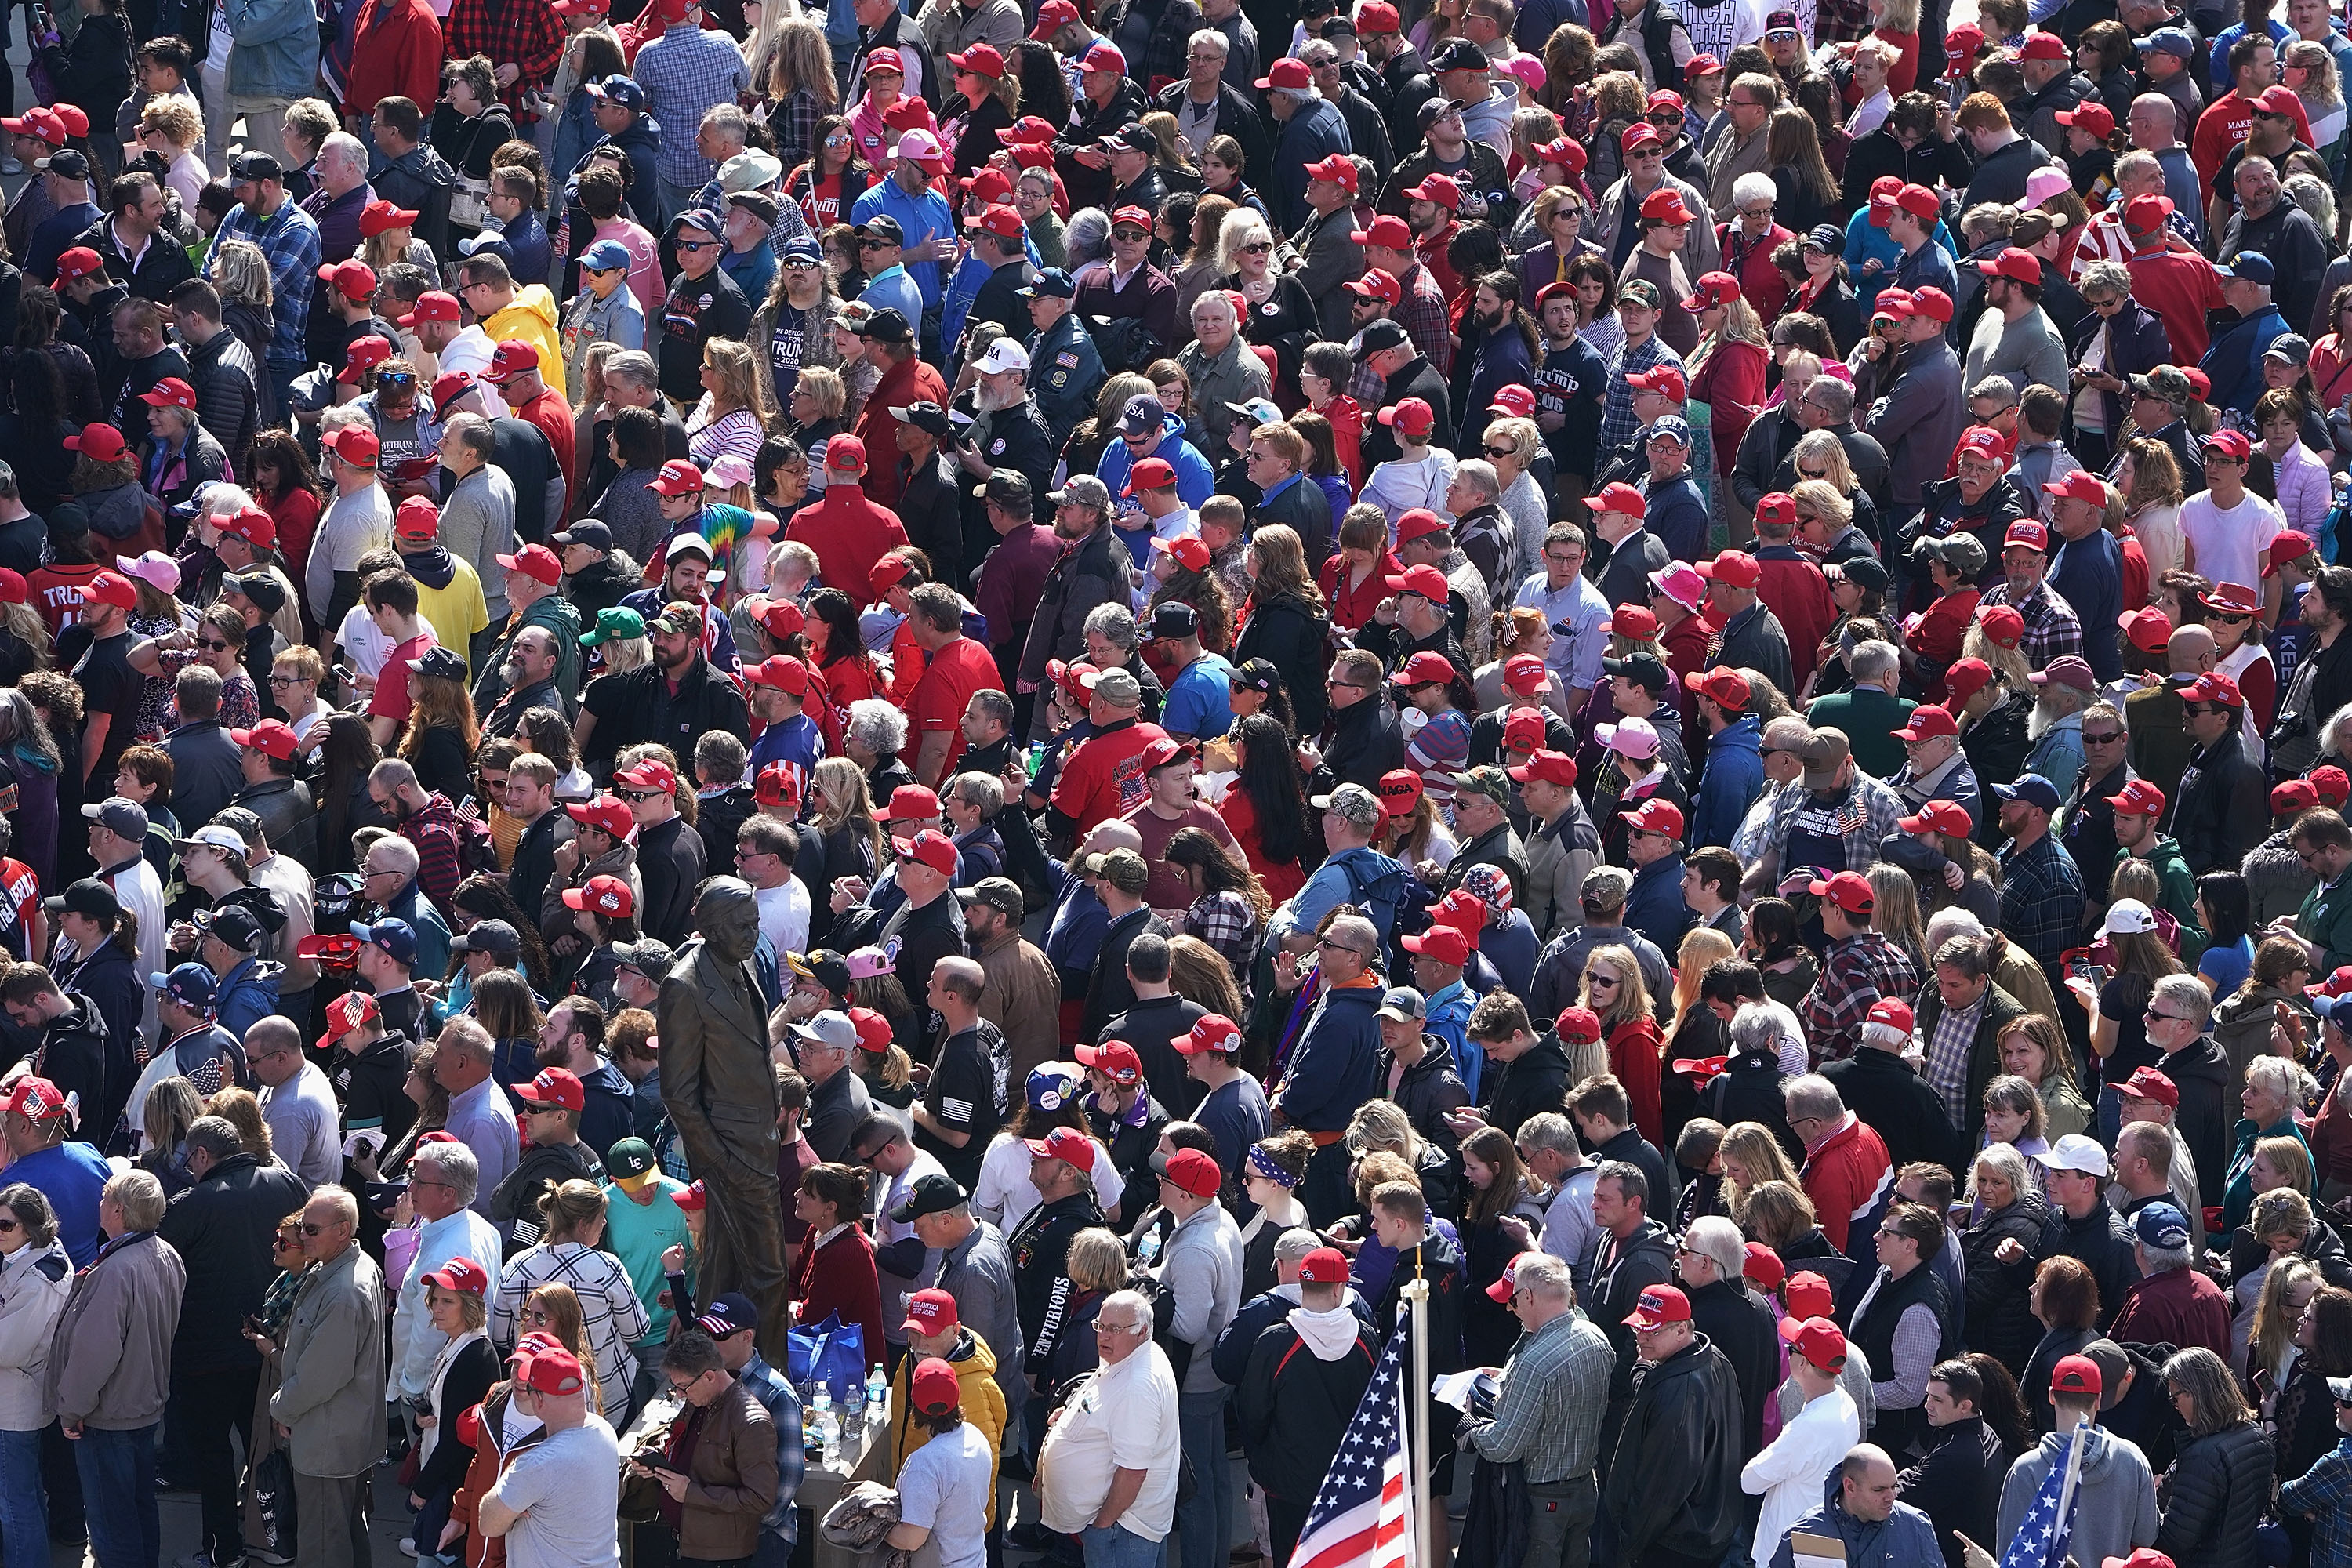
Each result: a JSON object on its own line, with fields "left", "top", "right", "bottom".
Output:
{"left": 1991, "top": 773, "right": 2063, "bottom": 813}
{"left": 350, "top": 917, "right": 419, "bottom": 967}
{"left": 2218, "top": 250, "right": 2274, "bottom": 285}
{"left": 2137, "top": 25, "right": 2195, "bottom": 56}
{"left": 2132, "top": 1200, "right": 2190, "bottom": 1250}
{"left": 586, "top": 75, "right": 646, "bottom": 111}
{"left": 780, "top": 235, "right": 822, "bottom": 266}
{"left": 1018, "top": 267, "right": 1076, "bottom": 299}
{"left": 147, "top": 961, "right": 217, "bottom": 1012}
{"left": 580, "top": 238, "right": 633, "bottom": 271}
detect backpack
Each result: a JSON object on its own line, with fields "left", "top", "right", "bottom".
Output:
{"left": 453, "top": 811, "right": 500, "bottom": 878}
{"left": 1082, "top": 314, "right": 1163, "bottom": 376}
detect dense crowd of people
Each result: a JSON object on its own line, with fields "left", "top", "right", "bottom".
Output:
{"left": 8, "top": 0, "right": 2352, "bottom": 1566}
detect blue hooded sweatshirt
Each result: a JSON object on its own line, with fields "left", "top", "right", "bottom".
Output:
{"left": 1691, "top": 713, "right": 1766, "bottom": 850}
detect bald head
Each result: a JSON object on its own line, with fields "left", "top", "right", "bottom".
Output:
{"left": 1082, "top": 819, "right": 1145, "bottom": 856}
{"left": 1840, "top": 1446, "right": 1900, "bottom": 1521}
{"left": 2167, "top": 624, "right": 2217, "bottom": 673}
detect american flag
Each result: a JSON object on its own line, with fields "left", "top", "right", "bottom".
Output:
{"left": 1998, "top": 1420, "right": 2089, "bottom": 1568}
{"left": 1290, "top": 1309, "right": 1417, "bottom": 1568}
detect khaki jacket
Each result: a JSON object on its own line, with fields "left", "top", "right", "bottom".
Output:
{"left": 977, "top": 931, "right": 1062, "bottom": 1083}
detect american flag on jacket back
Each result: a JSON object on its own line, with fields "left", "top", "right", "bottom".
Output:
{"left": 1292, "top": 1311, "right": 1417, "bottom": 1568}
{"left": 2001, "top": 1420, "right": 2090, "bottom": 1568}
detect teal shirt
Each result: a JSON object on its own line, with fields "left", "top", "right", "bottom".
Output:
{"left": 601, "top": 1175, "right": 695, "bottom": 1339}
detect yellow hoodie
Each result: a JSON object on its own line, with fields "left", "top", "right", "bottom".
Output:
{"left": 483, "top": 285, "right": 567, "bottom": 401}
{"left": 888, "top": 1327, "right": 1006, "bottom": 1524}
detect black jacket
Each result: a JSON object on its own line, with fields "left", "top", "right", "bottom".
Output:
{"left": 2061, "top": 1202, "right": 2143, "bottom": 1329}
{"left": 2161, "top": 1034, "right": 2234, "bottom": 1203}
{"left": 1232, "top": 592, "right": 1330, "bottom": 735}
{"left": 1604, "top": 1334, "right": 1746, "bottom": 1563}
{"left": 1695, "top": 1047, "right": 1799, "bottom": 1163}
{"left": 1961, "top": 1195, "right": 2063, "bottom": 1376}
{"left": 184, "top": 325, "right": 258, "bottom": 468}
{"left": 1009, "top": 1189, "right": 1107, "bottom": 1373}
{"left": 1236, "top": 1312, "right": 1381, "bottom": 1503}
{"left": 582, "top": 654, "right": 750, "bottom": 769}
{"left": 1480, "top": 1034, "right": 1570, "bottom": 1139}
{"left": 1377, "top": 1035, "right": 1471, "bottom": 1156}
{"left": 1897, "top": 1415, "right": 2006, "bottom": 1568}
{"left": 230, "top": 776, "right": 315, "bottom": 870}
{"left": 634, "top": 815, "right": 706, "bottom": 948}
{"left": 154, "top": 1150, "right": 311, "bottom": 1374}
{"left": 2155, "top": 1421, "right": 2274, "bottom": 1568}
{"left": 1686, "top": 1277, "right": 1780, "bottom": 1457}
{"left": 1371, "top": 1230, "right": 1465, "bottom": 1374}
{"left": 1152, "top": 80, "right": 1272, "bottom": 191}
{"left": 1820, "top": 1046, "right": 1964, "bottom": 1174}
{"left": 327, "top": 1031, "right": 417, "bottom": 1157}
{"left": 487, "top": 1137, "right": 605, "bottom": 1248}
{"left": 506, "top": 807, "right": 574, "bottom": 932}
{"left": 2168, "top": 729, "right": 2270, "bottom": 877}
{"left": 1577, "top": 1217, "right": 1675, "bottom": 1403}
{"left": 2227, "top": 1214, "right": 2352, "bottom": 1293}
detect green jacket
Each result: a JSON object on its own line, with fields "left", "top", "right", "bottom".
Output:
{"left": 1802, "top": 687, "right": 1916, "bottom": 784}
{"left": 470, "top": 589, "right": 585, "bottom": 717}
{"left": 2116, "top": 835, "right": 2205, "bottom": 964}
{"left": 2303, "top": 871, "right": 2352, "bottom": 972}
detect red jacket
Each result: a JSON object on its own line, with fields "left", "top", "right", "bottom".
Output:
{"left": 1904, "top": 586, "right": 1981, "bottom": 705}
{"left": 343, "top": 0, "right": 442, "bottom": 118}
{"left": 1319, "top": 549, "right": 1403, "bottom": 633}
{"left": 1716, "top": 224, "right": 1793, "bottom": 327}
{"left": 782, "top": 485, "right": 910, "bottom": 607}
{"left": 851, "top": 356, "right": 949, "bottom": 510}
{"left": 1800, "top": 1112, "right": 1893, "bottom": 1254}
{"left": 1756, "top": 547, "right": 1835, "bottom": 690}
{"left": 2109, "top": 1261, "right": 2232, "bottom": 1363}
{"left": 1693, "top": 337, "right": 1769, "bottom": 483}
{"left": 794, "top": 1223, "right": 886, "bottom": 1370}
{"left": 1607, "top": 1015, "right": 1664, "bottom": 1153}
{"left": 510, "top": 386, "right": 576, "bottom": 517}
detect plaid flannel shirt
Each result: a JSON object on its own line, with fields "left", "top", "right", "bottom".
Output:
{"left": 739, "top": 1351, "right": 807, "bottom": 1548}
{"left": 1999, "top": 832, "right": 2087, "bottom": 970}
{"left": 1802, "top": 931, "right": 1921, "bottom": 1062}
{"left": 636, "top": 23, "right": 753, "bottom": 187}
{"left": 1980, "top": 579, "right": 2085, "bottom": 671}
{"left": 1923, "top": 989, "right": 1984, "bottom": 1124}
{"left": 1180, "top": 890, "right": 1260, "bottom": 978}
{"left": 443, "top": 0, "right": 565, "bottom": 120}
{"left": 397, "top": 792, "right": 465, "bottom": 912}
{"left": 1601, "top": 336, "right": 1687, "bottom": 452}
{"left": 1762, "top": 774, "right": 1907, "bottom": 880}
{"left": 1465, "top": 1308, "right": 1614, "bottom": 1483}
{"left": 206, "top": 197, "right": 320, "bottom": 368}
{"left": 2281, "top": 1436, "right": 2352, "bottom": 1568}
{"left": 1394, "top": 261, "right": 1454, "bottom": 378}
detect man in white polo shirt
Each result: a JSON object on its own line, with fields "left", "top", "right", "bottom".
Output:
{"left": 1035, "top": 1286, "right": 1181, "bottom": 1568}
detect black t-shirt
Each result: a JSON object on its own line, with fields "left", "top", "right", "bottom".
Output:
{"left": 659, "top": 267, "right": 752, "bottom": 404}
{"left": 918, "top": 1020, "right": 1004, "bottom": 1190}
{"left": 74, "top": 630, "right": 136, "bottom": 789}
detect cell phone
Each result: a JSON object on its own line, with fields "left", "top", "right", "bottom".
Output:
{"left": 244, "top": 1314, "right": 265, "bottom": 1338}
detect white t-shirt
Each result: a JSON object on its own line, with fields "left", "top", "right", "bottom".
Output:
{"left": 336, "top": 606, "right": 444, "bottom": 681}
{"left": 968, "top": 1131, "right": 1127, "bottom": 1233}
{"left": 898, "top": 1420, "right": 994, "bottom": 1568}
{"left": 483, "top": 1418, "right": 622, "bottom": 1568}
{"left": 2176, "top": 488, "right": 2283, "bottom": 594}
{"left": 755, "top": 879, "right": 810, "bottom": 959}
{"left": 1036, "top": 1342, "right": 1181, "bottom": 1540}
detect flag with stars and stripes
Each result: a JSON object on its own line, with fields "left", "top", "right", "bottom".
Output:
{"left": 1998, "top": 1419, "right": 2089, "bottom": 1568}
{"left": 1290, "top": 1309, "right": 1417, "bottom": 1568}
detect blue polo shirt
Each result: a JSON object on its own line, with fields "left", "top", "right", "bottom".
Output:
{"left": 1160, "top": 651, "right": 1236, "bottom": 740}
{"left": 10, "top": 1141, "right": 110, "bottom": 1267}
{"left": 849, "top": 181, "right": 956, "bottom": 308}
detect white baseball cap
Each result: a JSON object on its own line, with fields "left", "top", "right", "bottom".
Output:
{"left": 2035, "top": 1133, "right": 2111, "bottom": 1178}
{"left": 2099, "top": 898, "right": 2157, "bottom": 937}
{"left": 975, "top": 337, "right": 1032, "bottom": 375}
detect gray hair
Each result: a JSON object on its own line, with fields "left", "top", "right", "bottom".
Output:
{"left": 1276, "top": 85, "right": 1318, "bottom": 107}
{"left": 442, "top": 411, "right": 494, "bottom": 461}
{"left": 1515, "top": 1251, "right": 1573, "bottom": 1303}
{"left": 183, "top": 1116, "right": 243, "bottom": 1161}
{"left": 2142, "top": 1238, "right": 2194, "bottom": 1272}
{"left": 1804, "top": 378, "right": 1855, "bottom": 422}
{"left": 1191, "top": 289, "right": 1238, "bottom": 328}
{"left": 1847, "top": 640, "right": 1899, "bottom": 684}
{"left": 1516, "top": 1111, "right": 1577, "bottom": 1157}
{"left": 318, "top": 132, "right": 368, "bottom": 177}
{"left": 1065, "top": 207, "right": 1111, "bottom": 269}
{"left": 1970, "top": 1141, "right": 2034, "bottom": 1201}
{"left": 699, "top": 103, "right": 749, "bottom": 140}
{"left": 1325, "top": 913, "right": 1381, "bottom": 958}
{"left": 365, "top": 833, "right": 420, "bottom": 879}
{"left": 1728, "top": 1001, "right": 1792, "bottom": 1063}
{"left": 411, "top": 1139, "right": 481, "bottom": 1203}
{"left": 846, "top": 698, "right": 908, "bottom": 756}
{"left": 1682, "top": 1214, "right": 1746, "bottom": 1279}
{"left": 105, "top": 1169, "right": 168, "bottom": 1232}
{"left": 2151, "top": 972, "right": 2213, "bottom": 1027}
{"left": 1083, "top": 601, "right": 1138, "bottom": 650}
{"left": 435, "top": 1014, "right": 494, "bottom": 1065}
{"left": 0, "top": 461, "right": 18, "bottom": 501}
{"left": 1784, "top": 1074, "right": 1843, "bottom": 1123}
{"left": 1731, "top": 171, "right": 1777, "bottom": 209}
{"left": 605, "top": 350, "right": 659, "bottom": 394}
{"left": 1273, "top": 1227, "right": 1323, "bottom": 1265}
{"left": 1186, "top": 26, "right": 1229, "bottom": 55}
{"left": 2246, "top": 1054, "right": 2301, "bottom": 1107}
{"left": 2079, "top": 259, "right": 2132, "bottom": 298}
{"left": 1099, "top": 1287, "right": 1154, "bottom": 1338}
{"left": 1452, "top": 459, "right": 1499, "bottom": 503}
{"left": 1924, "top": 908, "right": 1985, "bottom": 951}
{"left": 2286, "top": 171, "right": 2337, "bottom": 236}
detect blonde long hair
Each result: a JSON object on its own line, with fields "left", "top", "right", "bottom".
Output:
{"left": 1671, "top": 927, "right": 1737, "bottom": 1026}
{"left": 1581, "top": 944, "right": 1651, "bottom": 1032}
{"left": 1719, "top": 1121, "right": 1802, "bottom": 1220}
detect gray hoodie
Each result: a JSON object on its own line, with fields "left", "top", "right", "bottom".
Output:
{"left": 1996, "top": 1423, "right": 2160, "bottom": 1568}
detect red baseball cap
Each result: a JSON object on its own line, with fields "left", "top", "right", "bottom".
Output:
{"left": 66, "top": 423, "right": 127, "bottom": 463}
{"left": 1894, "top": 705, "right": 1958, "bottom": 742}
{"left": 1508, "top": 749, "right": 1577, "bottom": 789}
{"left": 1893, "top": 183, "right": 1940, "bottom": 220}
{"left": 1554, "top": 1007, "right": 1602, "bottom": 1045}
{"left": 2315, "top": 765, "right": 2351, "bottom": 808}
{"left": 2106, "top": 779, "right": 2167, "bottom": 818}
{"left": 1345, "top": 268, "right": 1402, "bottom": 305}
{"left": 1026, "top": 0, "right": 1076, "bottom": 35}
{"left": 517, "top": 1067, "right": 586, "bottom": 1113}
{"left": 2050, "top": 1354, "right": 2103, "bottom": 1396}
{"left": 649, "top": 459, "right": 706, "bottom": 496}
{"left": 1976, "top": 604, "right": 2025, "bottom": 648}
{"left": 1866, "top": 997, "right": 1915, "bottom": 1035}
{"left": 1352, "top": 213, "right": 1414, "bottom": 250}
{"left": 1897, "top": 800, "right": 1972, "bottom": 837}
{"left": 1400, "top": 923, "right": 1470, "bottom": 968}
{"left": 1406, "top": 173, "right": 1461, "bottom": 211}
{"left": 521, "top": 1346, "right": 586, "bottom": 1396}
{"left": 1627, "top": 364, "right": 1688, "bottom": 401}
{"left": 1907, "top": 286, "right": 1955, "bottom": 324}
{"left": 1388, "top": 649, "right": 1457, "bottom": 688}
{"left": 399, "top": 290, "right": 461, "bottom": 327}
{"left": 1502, "top": 654, "right": 1548, "bottom": 695}
{"left": 2118, "top": 1065, "right": 2179, "bottom": 1107}
{"left": 1592, "top": 481, "right": 1646, "bottom": 520}
{"left": 1356, "top": 0, "right": 1399, "bottom": 29}
{"left": 563, "top": 873, "right": 635, "bottom": 917}
{"left": 2118, "top": 605, "right": 2172, "bottom": 652}
{"left": 1385, "top": 562, "right": 1451, "bottom": 601}
{"left": 321, "top": 426, "right": 380, "bottom": 466}
{"left": 1484, "top": 1250, "right": 1538, "bottom": 1303}
{"left": 1258, "top": 57, "right": 1312, "bottom": 90}
{"left": 894, "top": 829, "right": 959, "bottom": 877}
{"left": 2202, "top": 428, "right": 2253, "bottom": 462}
{"left": 1638, "top": 186, "right": 1690, "bottom": 223}
{"left": 81, "top": 570, "right": 136, "bottom": 609}
{"left": 1781, "top": 1316, "right": 1850, "bottom": 1370}
{"left": 1025, "top": 1125, "right": 1096, "bottom": 1171}
{"left": 231, "top": 719, "right": 300, "bottom": 760}
{"left": 2180, "top": 670, "right": 2244, "bottom": 706}
{"left": 1697, "top": 550, "right": 1761, "bottom": 590}
{"left": 1123, "top": 456, "right": 1177, "bottom": 495}
{"left": 318, "top": 257, "right": 376, "bottom": 299}
{"left": 1621, "top": 798, "right": 1685, "bottom": 839}
{"left": 422, "top": 1256, "right": 490, "bottom": 1297}
{"left": 1301, "top": 1247, "right": 1352, "bottom": 1285}
{"left": 746, "top": 655, "right": 814, "bottom": 696}
{"left": 1979, "top": 246, "right": 2041, "bottom": 285}
{"left": 1377, "top": 396, "right": 1436, "bottom": 436}
{"left": 140, "top": 377, "right": 198, "bottom": 412}
{"left": 53, "top": 247, "right": 104, "bottom": 283}
{"left": 1305, "top": 153, "right": 1357, "bottom": 192}
{"left": 1501, "top": 709, "right": 1547, "bottom": 755}
{"left": 902, "top": 1287, "right": 958, "bottom": 1336}
{"left": 1693, "top": 666, "right": 1751, "bottom": 710}
{"left": 1681, "top": 270, "right": 1740, "bottom": 312}
{"left": 1396, "top": 507, "right": 1450, "bottom": 545}
{"left": 314, "top": 989, "right": 379, "bottom": 1054}
{"left": 563, "top": 797, "right": 634, "bottom": 841}
{"left": 1074, "top": 1039, "right": 1142, "bottom": 1085}
{"left": 2056, "top": 100, "right": 2114, "bottom": 137}
{"left": 1179, "top": 1013, "right": 1244, "bottom": 1057}
{"left": 1153, "top": 1147, "right": 1221, "bottom": 1198}
{"left": 497, "top": 544, "right": 563, "bottom": 586}
{"left": 2019, "top": 28, "right": 2067, "bottom": 58}
{"left": 1624, "top": 1283, "right": 1692, "bottom": 1330}
{"left": 223, "top": 505, "right": 277, "bottom": 549}
{"left": 1377, "top": 769, "right": 1423, "bottom": 817}
{"left": 1809, "top": 869, "right": 1876, "bottom": 914}
{"left": 2274, "top": 779, "right": 2321, "bottom": 815}
{"left": 2004, "top": 518, "right": 2051, "bottom": 553}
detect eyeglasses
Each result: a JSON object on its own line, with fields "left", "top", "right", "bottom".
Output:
{"left": 267, "top": 673, "right": 307, "bottom": 686}
{"left": 522, "top": 1305, "right": 553, "bottom": 1323}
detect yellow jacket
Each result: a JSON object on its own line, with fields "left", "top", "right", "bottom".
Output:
{"left": 888, "top": 1327, "right": 1006, "bottom": 1524}
{"left": 481, "top": 285, "right": 567, "bottom": 401}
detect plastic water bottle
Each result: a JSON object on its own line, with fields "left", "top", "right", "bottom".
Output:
{"left": 813, "top": 1388, "right": 840, "bottom": 1464}
{"left": 844, "top": 1374, "right": 865, "bottom": 1421}
{"left": 865, "top": 1369, "right": 888, "bottom": 1422}
{"left": 1136, "top": 1229, "right": 1163, "bottom": 1268}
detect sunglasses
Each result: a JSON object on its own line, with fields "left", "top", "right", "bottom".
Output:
{"left": 0, "top": 1218, "right": 20, "bottom": 1235}
{"left": 2143, "top": 1009, "right": 2188, "bottom": 1023}
{"left": 677, "top": 238, "right": 719, "bottom": 252}
{"left": 299, "top": 1221, "right": 336, "bottom": 1236}
{"left": 1484, "top": 444, "right": 1518, "bottom": 457}
{"left": 522, "top": 1305, "right": 552, "bottom": 1323}
{"left": 199, "top": 638, "right": 232, "bottom": 652}
{"left": 1242, "top": 241, "right": 1273, "bottom": 254}
{"left": 379, "top": 372, "right": 414, "bottom": 387}
{"left": 1111, "top": 227, "right": 1150, "bottom": 241}
{"left": 1589, "top": 974, "right": 1621, "bottom": 989}
{"left": 858, "top": 237, "right": 894, "bottom": 250}
{"left": 2082, "top": 730, "right": 2124, "bottom": 744}
{"left": 617, "top": 788, "right": 663, "bottom": 802}
{"left": 1797, "top": 466, "right": 1828, "bottom": 480}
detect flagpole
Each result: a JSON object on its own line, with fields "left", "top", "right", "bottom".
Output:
{"left": 2053, "top": 1417, "right": 2089, "bottom": 1521}
{"left": 1404, "top": 1255, "right": 1431, "bottom": 1568}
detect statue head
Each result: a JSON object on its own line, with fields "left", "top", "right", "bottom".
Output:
{"left": 695, "top": 877, "right": 762, "bottom": 964}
